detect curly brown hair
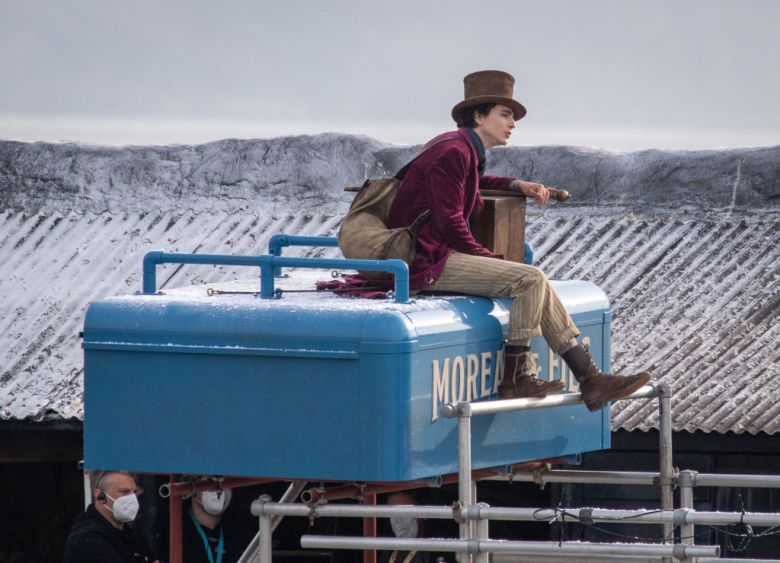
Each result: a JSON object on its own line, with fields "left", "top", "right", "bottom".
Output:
{"left": 453, "top": 103, "right": 496, "bottom": 128}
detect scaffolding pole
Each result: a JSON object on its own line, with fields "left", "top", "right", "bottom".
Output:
{"left": 247, "top": 382, "right": 780, "bottom": 562}
{"left": 441, "top": 383, "right": 666, "bottom": 558}
{"left": 253, "top": 499, "right": 780, "bottom": 528}
{"left": 237, "top": 480, "right": 308, "bottom": 563}
{"left": 299, "top": 535, "right": 720, "bottom": 559}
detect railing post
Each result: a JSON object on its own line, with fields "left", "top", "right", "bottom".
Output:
{"left": 266, "top": 234, "right": 340, "bottom": 277}
{"left": 238, "top": 480, "right": 308, "bottom": 563}
{"left": 259, "top": 256, "right": 275, "bottom": 298}
{"left": 457, "top": 403, "right": 473, "bottom": 563}
{"left": 656, "top": 382, "right": 675, "bottom": 546}
{"left": 474, "top": 503, "right": 490, "bottom": 563}
{"left": 679, "top": 470, "right": 697, "bottom": 549}
{"left": 142, "top": 251, "right": 164, "bottom": 294}
{"left": 257, "top": 494, "right": 273, "bottom": 563}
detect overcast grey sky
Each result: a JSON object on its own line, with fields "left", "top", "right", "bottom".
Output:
{"left": 1, "top": 0, "right": 778, "bottom": 149}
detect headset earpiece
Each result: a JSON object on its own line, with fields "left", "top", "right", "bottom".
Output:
{"left": 93, "top": 471, "right": 109, "bottom": 502}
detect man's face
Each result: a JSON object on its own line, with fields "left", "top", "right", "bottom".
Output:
{"left": 474, "top": 103, "right": 516, "bottom": 148}
{"left": 95, "top": 472, "right": 139, "bottom": 527}
{"left": 102, "top": 473, "right": 138, "bottom": 501}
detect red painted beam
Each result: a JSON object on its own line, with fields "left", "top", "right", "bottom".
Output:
{"left": 169, "top": 474, "right": 182, "bottom": 563}
{"left": 363, "top": 493, "right": 377, "bottom": 563}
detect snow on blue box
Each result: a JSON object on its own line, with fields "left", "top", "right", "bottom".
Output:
{"left": 82, "top": 250, "right": 611, "bottom": 482}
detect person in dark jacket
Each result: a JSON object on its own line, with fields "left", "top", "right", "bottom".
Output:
{"left": 182, "top": 487, "right": 247, "bottom": 563}
{"left": 63, "top": 471, "right": 157, "bottom": 563}
{"left": 387, "top": 70, "right": 650, "bottom": 411}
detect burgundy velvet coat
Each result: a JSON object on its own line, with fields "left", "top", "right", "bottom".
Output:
{"left": 387, "top": 128, "right": 515, "bottom": 291}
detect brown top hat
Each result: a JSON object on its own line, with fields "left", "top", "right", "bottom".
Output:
{"left": 451, "top": 70, "right": 527, "bottom": 122}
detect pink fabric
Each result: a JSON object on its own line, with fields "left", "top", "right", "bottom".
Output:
{"left": 316, "top": 276, "right": 392, "bottom": 299}
{"left": 387, "top": 128, "right": 515, "bottom": 291}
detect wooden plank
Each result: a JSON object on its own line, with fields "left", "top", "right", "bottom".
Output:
{"left": 471, "top": 196, "right": 526, "bottom": 263}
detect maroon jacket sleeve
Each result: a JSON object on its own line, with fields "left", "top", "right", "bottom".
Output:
{"left": 424, "top": 147, "right": 497, "bottom": 257}
{"left": 479, "top": 175, "right": 515, "bottom": 191}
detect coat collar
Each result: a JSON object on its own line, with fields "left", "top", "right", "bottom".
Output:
{"left": 463, "top": 127, "right": 486, "bottom": 177}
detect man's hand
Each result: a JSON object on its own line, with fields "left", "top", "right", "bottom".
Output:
{"left": 515, "top": 180, "right": 553, "bottom": 206}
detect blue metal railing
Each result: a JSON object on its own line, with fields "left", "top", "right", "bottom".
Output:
{"left": 268, "top": 234, "right": 339, "bottom": 256}
{"left": 141, "top": 252, "right": 410, "bottom": 303}
{"left": 267, "top": 234, "right": 340, "bottom": 277}
{"left": 524, "top": 242, "right": 534, "bottom": 265}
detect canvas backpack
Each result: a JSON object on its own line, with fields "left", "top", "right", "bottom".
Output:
{"left": 338, "top": 136, "right": 459, "bottom": 280}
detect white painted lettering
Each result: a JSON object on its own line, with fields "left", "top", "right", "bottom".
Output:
{"left": 531, "top": 352, "right": 541, "bottom": 376}
{"left": 491, "top": 347, "right": 504, "bottom": 394}
{"left": 452, "top": 356, "right": 465, "bottom": 403}
{"left": 466, "top": 354, "right": 479, "bottom": 402}
{"left": 548, "top": 348, "right": 559, "bottom": 381}
{"left": 480, "top": 352, "right": 492, "bottom": 398}
{"left": 431, "top": 358, "right": 450, "bottom": 421}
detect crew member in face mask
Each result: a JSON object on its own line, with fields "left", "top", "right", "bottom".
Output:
{"left": 63, "top": 470, "right": 157, "bottom": 563}
{"left": 183, "top": 487, "right": 241, "bottom": 563}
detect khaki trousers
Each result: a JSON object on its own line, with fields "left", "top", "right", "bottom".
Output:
{"left": 425, "top": 251, "right": 580, "bottom": 352}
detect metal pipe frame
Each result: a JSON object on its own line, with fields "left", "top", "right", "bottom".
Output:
{"left": 254, "top": 500, "right": 780, "bottom": 528}
{"left": 476, "top": 506, "right": 780, "bottom": 528}
{"left": 474, "top": 503, "right": 489, "bottom": 563}
{"left": 253, "top": 499, "right": 779, "bottom": 561}
{"left": 266, "top": 234, "right": 339, "bottom": 277}
{"left": 267, "top": 234, "right": 339, "bottom": 257}
{"left": 691, "top": 473, "right": 780, "bottom": 488}
{"left": 237, "top": 480, "right": 308, "bottom": 563}
{"left": 298, "top": 459, "right": 559, "bottom": 504}
{"left": 657, "top": 382, "right": 675, "bottom": 546}
{"left": 679, "top": 469, "right": 696, "bottom": 548}
{"left": 485, "top": 468, "right": 661, "bottom": 485}
{"left": 141, "top": 251, "right": 411, "bottom": 302}
{"left": 457, "top": 411, "right": 472, "bottom": 562}
{"left": 299, "top": 535, "right": 720, "bottom": 559}
{"left": 258, "top": 495, "right": 273, "bottom": 563}
{"left": 251, "top": 489, "right": 780, "bottom": 560}
{"left": 698, "top": 559, "right": 780, "bottom": 563}
{"left": 439, "top": 384, "right": 661, "bottom": 418}
{"left": 442, "top": 383, "right": 664, "bottom": 559}
{"left": 487, "top": 467, "right": 780, "bottom": 491}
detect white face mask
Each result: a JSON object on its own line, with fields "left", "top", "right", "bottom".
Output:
{"left": 106, "top": 492, "right": 139, "bottom": 523}
{"left": 390, "top": 516, "right": 418, "bottom": 538}
{"left": 200, "top": 489, "right": 232, "bottom": 515}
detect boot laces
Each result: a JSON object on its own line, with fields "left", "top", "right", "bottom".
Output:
{"left": 511, "top": 351, "right": 538, "bottom": 382}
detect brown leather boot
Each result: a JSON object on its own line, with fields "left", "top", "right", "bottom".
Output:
{"left": 499, "top": 344, "right": 565, "bottom": 399}
{"left": 562, "top": 344, "right": 651, "bottom": 412}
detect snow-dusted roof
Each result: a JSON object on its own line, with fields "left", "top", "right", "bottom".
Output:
{"left": 529, "top": 209, "right": 780, "bottom": 434}
{"left": 1, "top": 134, "right": 778, "bottom": 435}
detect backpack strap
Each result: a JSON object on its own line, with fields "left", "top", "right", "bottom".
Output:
{"left": 394, "top": 135, "right": 467, "bottom": 180}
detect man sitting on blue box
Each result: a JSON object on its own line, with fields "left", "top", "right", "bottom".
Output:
{"left": 386, "top": 70, "right": 651, "bottom": 410}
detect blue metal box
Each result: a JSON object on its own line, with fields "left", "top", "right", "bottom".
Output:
{"left": 82, "top": 256, "right": 611, "bottom": 482}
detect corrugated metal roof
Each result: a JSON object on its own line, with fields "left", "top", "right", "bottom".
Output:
{"left": 528, "top": 209, "right": 780, "bottom": 434}
{"left": 1, "top": 136, "right": 778, "bottom": 436}
{"left": 0, "top": 208, "right": 343, "bottom": 421}
{"left": 3, "top": 206, "right": 777, "bottom": 435}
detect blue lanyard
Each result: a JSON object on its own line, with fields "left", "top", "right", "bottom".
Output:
{"left": 189, "top": 509, "right": 224, "bottom": 563}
